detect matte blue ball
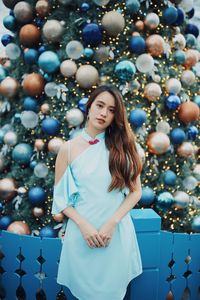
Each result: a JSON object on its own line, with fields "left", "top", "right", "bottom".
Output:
{"left": 81, "top": 2, "right": 90, "bottom": 12}
{"left": 187, "top": 8, "right": 195, "bottom": 19}
{"left": 192, "top": 215, "right": 200, "bottom": 232}
{"left": 173, "top": 50, "right": 186, "bottom": 64}
{"left": 41, "top": 118, "right": 61, "bottom": 135}
{"left": 0, "top": 65, "right": 7, "bottom": 82}
{"left": 23, "top": 97, "right": 38, "bottom": 111}
{"left": 187, "top": 126, "right": 198, "bottom": 140}
{"left": 126, "top": 0, "right": 140, "bottom": 13}
{"left": 115, "top": 60, "right": 136, "bottom": 82}
{"left": 12, "top": 143, "right": 33, "bottom": 164}
{"left": 129, "top": 108, "right": 147, "bottom": 127}
{"left": 139, "top": 187, "right": 155, "bottom": 205}
{"left": 170, "top": 128, "right": 185, "bottom": 144}
{"left": 28, "top": 187, "right": 46, "bottom": 206}
{"left": 0, "top": 216, "right": 12, "bottom": 230}
{"left": 24, "top": 49, "right": 38, "bottom": 64}
{"left": 1, "top": 34, "right": 12, "bottom": 46}
{"left": 185, "top": 24, "right": 199, "bottom": 38}
{"left": 173, "top": 8, "right": 184, "bottom": 26}
{"left": 38, "top": 51, "right": 60, "bottom": 74}
{"left": 163, "top": 7, "right": 178, "bottom": 24}
{"left": 3, "top": 15, "right": 16, "bottom": 31}
{"left": 186, "top": 34, "right": 196, "bottom": 47}
{"left": 39, "top": 226, "right": 57, "bottom": 238}
{"left": 84, "top": 48, "right": 94, "bottom": 58}
{"left": 193, "top": 95, "right": 200, "bottom": 107}
{"left": 78, "top": 97, "right": 88, "bottom": 112}
{"left": 163, "top": 170, "right": 177, "bottom": 186}
{"left": 129, "top": 36, "right": 146, "bottom": 54}
{"left": 165, "top": 94, "right": 181, "bottom": 110}
{"left": 82, "top": 23, "right": 102, "bottom": 46}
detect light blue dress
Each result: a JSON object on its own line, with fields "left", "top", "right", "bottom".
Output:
{"left": 51, "top": 127, "right": 143, "bottom": 300}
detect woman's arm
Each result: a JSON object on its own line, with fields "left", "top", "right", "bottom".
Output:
{"left": 107, "top": 174, "right": 142, "bottom": 225}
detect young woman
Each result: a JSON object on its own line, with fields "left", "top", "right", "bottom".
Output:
{"left": 51, "top": 85, "right": 143, "bottom": 300}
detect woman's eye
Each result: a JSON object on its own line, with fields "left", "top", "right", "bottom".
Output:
{"left": 97, "top": 104, "right": 102, "bottom": 108}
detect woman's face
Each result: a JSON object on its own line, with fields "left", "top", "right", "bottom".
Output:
{"left": 88, "top": 91, "right": 115, "bottom": 130}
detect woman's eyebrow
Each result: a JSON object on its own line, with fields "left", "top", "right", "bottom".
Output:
{"left": 96, "top": 100, "right": 115, "bottom": 108}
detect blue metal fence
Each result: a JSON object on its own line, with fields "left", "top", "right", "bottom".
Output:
{"left": 0, "top": 209, "right": 199, "bottom": 300}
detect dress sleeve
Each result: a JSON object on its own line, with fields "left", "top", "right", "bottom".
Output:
{"left": 51, "top": 165, "right": 80, "bottom": 215}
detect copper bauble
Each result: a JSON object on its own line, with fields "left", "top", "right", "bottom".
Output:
{"left": 7, "top": 221, "right": 31, "bottom": 235}
{"left": 135, "top": 20, "right": 144, "bottom": 31}
{"left": 19, "top": 24, "right": 41, "bottom": 47}
{"left": 0, "top": 178, "right": 17, "bottom": 201}
{"left": 177, "top": 142, "right": 194, "bottom": 157}
{"left": 23, "top": 73, "right": 45, "bottom": 97}
{"left": 147, "top": 132, "right": 170, "bottom": 154}
{"left": 53, "top": 213, "right": 65, "bottom": 222}
{"left": 34, "top": 139, "right": 45, "bottom": 151}
{"left": 36, "top": 0, "right": 50, "bottom": 17}
{"left": 178, "top": 101, "right": 199, "bottom": 124}
{"left": 0, "top": 77, "right": 19, "bottom": 98}
{"left": 146, "top": 34, "right": 165, "bottom": 57}
{"left": 184, "top": 49, "right": 199, "bottom": 69}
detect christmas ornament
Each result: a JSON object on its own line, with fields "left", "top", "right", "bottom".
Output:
{"left": 21, "top": 111, "right": 39, "bottom": 128}
{"left": 13, "top": 1, "right": 34, "bottom": 23}
{"left": 66, "top": 40, "right": 84, "bottom": 60}
{"left": 38, "top": 51, "right": 60, "bottom": 74}
{"left": 177, "top": 142, "right": 194, "bottom": 157}
{"left": 65, "top": 108, "right": 84, "bottom": 128}
{"left": 0, "top": 178, "right": 17, "bottom": 201}
{"left": 0, "top": 216, "right": 12, "bottom": 230}
{"left": 146, "top": 34, "right": 165, "bottom": 57}
{"left": 144, "top": 83, "right": 162, "bottom": 101}
{"left": 42, "top": 19, "right": 64, "bottom": 42}
{"left": 12, "top": 143, "right": 33, "bottom": 164}
{"left": 129, "top": 109, "right": 147, "bottom": 127}
{"left": 163, "top": 170, "right": 177, "bottom": 186}
{"left": 102, "top": 11, "right": 125, "bottom": 37}
{"left": 178, "top": 101, "right": 199, "bottom": 124}
{"left": 139, "top": 187, "right": 155, "bottom": 206}
{"left": 76, "top": 65, "right": 99, "bottom": 88}
{"left": 82, "top": 23, "right": 102, "bottom": 46}
{"left": 7, "top": 221, "right": 31, "bottom": 235}
{"left": 135, "top": 54, "right": 154, "bottom": 73}
{"left": 48, "top": 138, "right": 64, "bottom": 154}
{"left": 147, "top": 132, "right": 170, "bottom": 155}
{"left": 0, "top": 77, "right": 19, "bottom": 98}
{"left": 28, "top": 186, "right": 47, "bottom": 206}
{"left": 19, "top": 24, "right": 41, "bottom": 47}
{"left": 170, "top": 128, "right": 186, "bottom": 144}
{"left": 23, "top": 73, "right": 45, "bottom": 97}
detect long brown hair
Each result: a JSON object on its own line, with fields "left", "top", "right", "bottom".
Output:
{"left": 83, "top": 85, "right": 143, "bottom": 193}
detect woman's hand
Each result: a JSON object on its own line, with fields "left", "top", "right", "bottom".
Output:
{"left": 98, "top": 220, "right": 117, "bottom": 247}
{"left": 78, "top": 220, "right": 106, "bottom": 248}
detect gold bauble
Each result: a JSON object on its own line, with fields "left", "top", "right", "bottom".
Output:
{"left": 0, "top": 178, "right": 17, "bottom": 201}
{"left": 146, "top": 34, "right": 165, "bottom": 57}
{"left": 147, "top": 132, "right": 170, "bottom": 154}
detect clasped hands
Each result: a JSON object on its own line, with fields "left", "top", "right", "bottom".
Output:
{"left": 78, "top": 219, "right": 117, "bottom": 249}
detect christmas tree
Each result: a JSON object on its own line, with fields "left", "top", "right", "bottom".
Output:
{"left": 0, "top": 0, "right": 199, "bottom": 238}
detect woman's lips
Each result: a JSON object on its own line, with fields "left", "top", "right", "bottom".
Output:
{"left": 96, "top": 118, "right": 105, "bottom": 123}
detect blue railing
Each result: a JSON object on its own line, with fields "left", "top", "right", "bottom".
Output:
{"left": 0, "top": 209, "right": 199, "bottom": 300}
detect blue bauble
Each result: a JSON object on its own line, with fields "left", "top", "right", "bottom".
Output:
{"left": 173, "top": 50, "right": 186, "bottom": 64}
{"left": 163, "top": 7, "right": 178, "bottom": 24}
{"left": 38, "top": 51, "right": 60, "bottom": 74}
{"left": 43, "top": 73, "right": 52, "bottom": 82}
{"left": 186, "top": 34, "right": 196, "bottom": 48}
{"left": 28, "top": 186, "right": 46, "bottom": 206}
{"left": 78, "top": 97, "right": 88, "bottom": 112}
{"left": 165, "top": 94, "right": 181, "bottom": 110}
{"left": 3, "top": 15, "right": 16, "bottom": 31}
{"left": 38, "top": 45, "right": 48, "bottom": 54}
{"left": 115, "top": 60, "right": 136, "bottom": 82}
{"left": 12, "top": 143, "right": 33, "bottom": 165}
{"left": 0, "top": 130, "right": 4, "bottom": 144}
{"left": 192, "top": 215, "right": 200, "bottom": 232}
{"left": 0, "top": 202, "right": 4, "bottom": 213}
{"left": 24, "top": 49, "right": 38, "bottom": 65}
{"left": 156, "top": 192, "right": 174, "bottom": 210}
{"left": 0, "top": 216, "right": 12, "bottom": 230}
{"left": 129, "top": 36, "right": 146, "bottom": 54}
{"left": 35, "top": 18, "right": 45, "bottom": 28}
{"left": 41, "top": 118, "right": 61, "bottom": 135}
{"left": 193, "top": 95, "right": 200, "bottom": 107}
{"left": 80, "top": 2, "right": 90, "bottom": 12}
{"left": 129, "top": 108, "right": 147, "bottom": 127}
{"left": 187, "top": 8, "right": 195, "bottom": 19}
{"left": 126, "top": 0, "right": 140, "bottom": 13}
{"left": 82, "top": 23, "right": 102, "bottom": 46}
{"left": 39, "top": 226, "right": 57, "bottom": 238}
{"left": 30, "top": 160, "right": 37, "bottom": 169}
{"left": 23, "top": 96, "right": 38, "bottom": 112}
{"left": 84, "top": 48, "right": 94, "bottom": 58}
{"left": 170, "top": 128, "right": 185, "bottom": 144}
{"left": 139, "top": 187, "right": 155, "bottom": 206}
{"left": 185, "top": 24, "right": 199, "bottom": 38}
{"left": 187, "top": 126, "right": 198, "bottom": 140}
{"left": 1, "top": 34, "right": 12, "bottom": 46}
{"left": 0, "top": 65, "right": 7, "bottom": 82}
{"left": 172, "top": 8, "right": 184, "bottom": 26}
{"left": 163, "top": 170, "right": 177, "bottom": 186}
